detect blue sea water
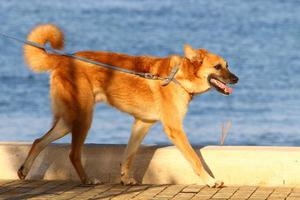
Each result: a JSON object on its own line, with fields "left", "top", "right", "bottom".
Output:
{"left": 0, "top": 0, "right": 299, "bottom": 146}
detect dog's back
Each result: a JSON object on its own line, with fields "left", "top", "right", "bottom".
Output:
{"left": 24, "top": 24, "right": 180, "bottom": 124}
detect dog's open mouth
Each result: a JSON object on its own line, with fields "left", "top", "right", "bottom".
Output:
{"left": 208, "top": 76, "right": 233, "bottom": 95}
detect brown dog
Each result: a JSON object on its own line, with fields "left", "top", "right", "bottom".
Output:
{"left": 17, "top": 24, "right": 238, "bottom": 187}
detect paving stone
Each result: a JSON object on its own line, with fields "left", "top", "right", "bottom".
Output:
{"left": 292, "top": 188, "right": 300, "bottom": 193}
{"left": 88, "top": 184, "right": 131, "bottom": 199}
{"left": 181, "top": 185, "right": 205, "bottom": 193}
{"left": 0, "top": 180, "right": 16, "bottom": 186}
{"left": 0, "top": 180, "right": 38, "bottom": 195}
{"left": 191, "top": 187, "right": 220, "bottom": 200}
{"left": 210, "top": 198, "right": 228, "bottom": 200}
{"left": 0, "top": 180, "right": 61, "bottom": 199}
{"left": 289, "top": 193, "right": 300, "bottom": 197}
{"left": 212, "top": 186, "right": 239, "bottom": 198}
{"left": 71, "top": 184, "right": 113, "bottom": 200}
{"left": 1, "top": 180, "right": 25, "bottom": 187}
{"left": 24, "top": 181, "right": 77, "bottom": 199}
{"left": 269, "top": 192, "right": 291, "bottom": 198}
{"left": 198, "top": 187, "right": 220, "bottom": 194}
{"left": 172, "top": 192, "right": 195, "bottom": 200}
{"left": 231, "top": 190, "right": 255, "bottom": 199}
{"left": 151, "top": 198, "right": 171, "bottom": 200}
{"left": 286, "top": 197, "right": 300, "bottom": 200}
{"left": 111, "top": 185, "right": 149, "bottom": 200}
{"left": 249, "top": 187, "right": 274, "bottom": 199}
{"left": 274, "top": 188, "right": 292, "bottom": 192}
{"left": 238, "top": 186, "right": 257, "bottom": 191}
{"left": 51, "top": 185, "right": 93, "bottom": 200}
{"left": 155, "top": 185, "right": 186, "bottom": 198}
{"left": 132, "top": 185, "right": 167, "bottom": 199}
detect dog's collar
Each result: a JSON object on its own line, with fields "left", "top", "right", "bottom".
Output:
{"left": 172, "top": 79, "right": 195, "bottom": 100}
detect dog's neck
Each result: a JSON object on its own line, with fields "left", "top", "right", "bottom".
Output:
{"left": 174, "top": 58, "right": 211, "bottom": 98}
{"left": 172, "top": 79, "right": 195, "bottom": 101}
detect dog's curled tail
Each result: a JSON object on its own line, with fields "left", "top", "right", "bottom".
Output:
{"left": 24, "top": 24, "right": 64, "bottom": 73}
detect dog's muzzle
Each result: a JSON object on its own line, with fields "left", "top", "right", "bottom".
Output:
{"left": 208, "top": 73, "right": 239, "bottom": 95}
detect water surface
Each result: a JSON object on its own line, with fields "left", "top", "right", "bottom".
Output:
{"left": 0, "top": 0, "right": 299, "bottom": 146}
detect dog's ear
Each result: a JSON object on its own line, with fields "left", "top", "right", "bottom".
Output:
{"left": 198, "top": 49, "right": 208, "bottom": 59}
{"left": 184, "top": 44, "right": 198, "bottom": 60}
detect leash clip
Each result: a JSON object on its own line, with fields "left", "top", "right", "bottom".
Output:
{"left": 143, "top": 73, "right": 159, "bottom": 80}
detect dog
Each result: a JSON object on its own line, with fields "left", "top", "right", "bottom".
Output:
{"left": 17, "top": 24, "right": 238, "bottom": 187}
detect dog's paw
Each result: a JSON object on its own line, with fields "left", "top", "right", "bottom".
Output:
{"left": 206, "top": 178, "right": 224, "bottom": 188}
{"left": 120, "top": 176, "right": 138, "bottom": 185}
{"left": 83, "top": 177, "right": 102, "bottom": 185}
{"left": 17, "top": 165, "right": 28, "bottom": 180}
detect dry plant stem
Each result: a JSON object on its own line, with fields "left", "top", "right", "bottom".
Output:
{"left": 220, "top": 120, "right": 232, "bottom": 145}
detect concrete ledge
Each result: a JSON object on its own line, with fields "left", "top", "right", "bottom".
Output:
{"left": 0, "top": 142, "right": 300, "bottom": 187}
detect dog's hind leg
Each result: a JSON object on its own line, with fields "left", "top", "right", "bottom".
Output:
{"left": 120, "top": 119, "right": 154, "bottom": 185}
{"left": 69, "top": 113, "right": 100, "bottom": 185}
{"left": 18, "top": 118, "right": 70, "bottom": 180}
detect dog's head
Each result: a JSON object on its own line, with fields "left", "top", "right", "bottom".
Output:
{"left": 182, "top": 44, "right": 238, "bottom": 95}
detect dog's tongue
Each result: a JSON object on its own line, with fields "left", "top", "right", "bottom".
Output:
{"left": 211, "top": 79, "right": 233, "bottom": 94}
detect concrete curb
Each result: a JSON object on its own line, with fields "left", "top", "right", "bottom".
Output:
{"left": 0, "top": 142, "right": 300, "bottom": 187}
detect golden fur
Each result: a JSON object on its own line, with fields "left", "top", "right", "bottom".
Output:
{"left": 18, "top": 24, "right": 238, "bottom": 187}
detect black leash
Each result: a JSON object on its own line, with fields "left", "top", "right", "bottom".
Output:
{"left": 0, "top": 32, "right": 179, "bottom": 86}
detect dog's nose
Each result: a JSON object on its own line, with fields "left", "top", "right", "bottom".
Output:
{"left": 231, "top": 74, "right": 239, "bottom": 83}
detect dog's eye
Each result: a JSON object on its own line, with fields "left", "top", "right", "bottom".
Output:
{"left": 214, "top": 64, "right": 222, "bottom": 70}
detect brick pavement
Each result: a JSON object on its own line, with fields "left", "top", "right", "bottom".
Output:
{"left": 0, "top": 180, "right": 299, "bottom": 200}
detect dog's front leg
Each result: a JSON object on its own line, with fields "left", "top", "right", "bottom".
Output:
{"left": 162, "top": 122, "right": 223, "bottom": 188}
{"left": 120, "top": 119, "right": 154, "bottom": 185}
